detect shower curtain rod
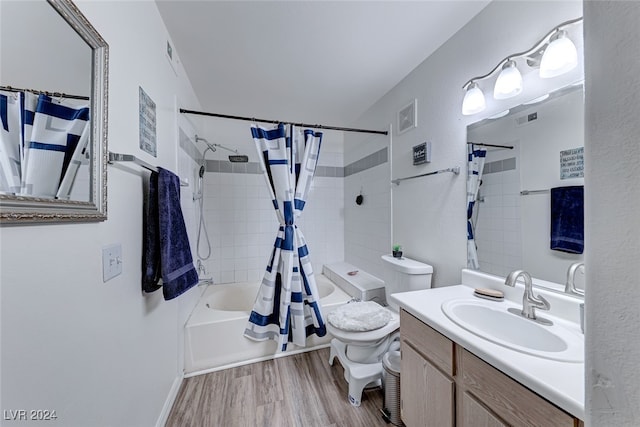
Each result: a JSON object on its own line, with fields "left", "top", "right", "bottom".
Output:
{"left": 0, "top": 85, "right": 90, "bottom": 101}
{"left": 467, "top": 141, "right": 514, "bottom": 149}
{"left": 180, "top": 108, "right": 388, "bottom": 136}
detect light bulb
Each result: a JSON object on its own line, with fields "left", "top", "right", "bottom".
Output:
{"left": 540, "top": 30, "right": 578, "bottom": 78}
{"left": 462, "top": 82, "right": 486, "bottom": 115}
{"left": 494, "top": 60, "right": 523, "bottom": 99}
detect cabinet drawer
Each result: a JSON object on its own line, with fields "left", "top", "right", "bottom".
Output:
{"left": 458, "top": 348, "right": 576, "bottom": 427}
{"left": 400, "top": 309, "right": 454, "bottom": 376}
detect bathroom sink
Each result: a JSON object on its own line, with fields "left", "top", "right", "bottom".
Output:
{"left": 441, "top": 299, "right": 583, "bottom": 362}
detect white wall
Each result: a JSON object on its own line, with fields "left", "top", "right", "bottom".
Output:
{"left": 344, "top": 131, "right": 391, "bottom": 280}
{"left": 347, "top": 1, "right": 583, "bottom": 287}
{"left": 0, "top": 2, "right": 205, "bottom": 426}
{"left": 584, "top": 2, "right": 640, "bottom": 425}
{"left": 0, "top": 1, "right": 91, "bottom": 96}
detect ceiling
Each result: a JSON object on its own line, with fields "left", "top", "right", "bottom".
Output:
{"left": 156, "top": 1, "right": 490, "bottom": 127}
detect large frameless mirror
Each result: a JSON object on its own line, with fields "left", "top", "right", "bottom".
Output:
{"left": 466, "top": 83, "right": 585, "bottom": 294}
{"left": 0, "top": 0, "right": 108, "bottom": 223}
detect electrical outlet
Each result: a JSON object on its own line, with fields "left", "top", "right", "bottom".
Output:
{"left": 102, "top": 244, "right": 122, "bottom": 282}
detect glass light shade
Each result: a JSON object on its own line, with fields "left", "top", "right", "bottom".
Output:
{"left": 462, "top": 82, "right": 486, "bottom": 115}
{"left": 488, "top": 109, "right": 510, "bottom": 119}
{"left": 523, "top": 93, "right": 550, "bottom": 105}
{"left": 540, "top": 30, "right": 578, "bottom": 78}
{"left": 494, "top": 60, "right": 523, "bottom": 99}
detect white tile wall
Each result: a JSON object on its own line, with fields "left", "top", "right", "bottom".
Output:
{"left": 475, "top": 167, "right": 523, "bottom": 277}
{"left": 198, "top": 169, "right": 344, "bottom": 284}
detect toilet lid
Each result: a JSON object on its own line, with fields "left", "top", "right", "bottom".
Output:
{"left": 327, "top": 301, "right": 392, "bottom": 332}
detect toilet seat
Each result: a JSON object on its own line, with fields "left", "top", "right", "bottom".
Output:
{"left": 327, "top": 301, "right": 392, "bottom": 331}
{"left": 327, "top": 311, "right": 399, "bottom": 343}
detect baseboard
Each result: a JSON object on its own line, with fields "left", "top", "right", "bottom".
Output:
{"left": 184, "top": 342, "right": 331, "bottom": 378}
{"left": 155, "top": 374, "right": 183, "bottom": 427}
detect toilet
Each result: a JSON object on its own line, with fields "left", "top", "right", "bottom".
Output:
{"left": 327, "top": 255, "right": 433, "bottom": 406}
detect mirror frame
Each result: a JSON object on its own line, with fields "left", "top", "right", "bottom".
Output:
{"left": 0, "top": 0, "right": 108, "bottom": 224}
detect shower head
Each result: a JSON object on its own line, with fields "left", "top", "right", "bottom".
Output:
{"left": 228, "top": 155, "right": 249, "bottom": 163}
{"left": 195, "top": 135, "right": 249, "bottom": 163}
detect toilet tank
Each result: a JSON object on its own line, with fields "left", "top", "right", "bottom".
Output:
{"left": 381, "top": 255, "right": 433, "bottom": 311}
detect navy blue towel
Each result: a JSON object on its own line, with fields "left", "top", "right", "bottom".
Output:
{"left": 142, "top": 171, "right": 161, "bottom": 293}
{"left": 142, "top": 168, "right": 198, "bottom": 300}
{"left": 550, "top": 185, "right": 584, "bottom": 254}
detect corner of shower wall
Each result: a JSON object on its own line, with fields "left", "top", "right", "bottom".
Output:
{"left": 343, "top": 131, "right": 391, "bottom": 280}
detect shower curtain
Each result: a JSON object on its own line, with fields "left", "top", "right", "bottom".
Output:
{"left": 467, "top": 145, "right": 486, "bottom": 269}
{"left": 244, "top": 123, "right": 326, "bottom": 351}
{"left": 0, "top": 90, "right": 23, "bottom": 194}
{"left": 0, "top": 90, "right": 89, "bottom": 197}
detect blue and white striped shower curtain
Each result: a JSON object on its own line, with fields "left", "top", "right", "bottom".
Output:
{"left": 244, "top": 123, "right": 326, "bottom": 350}
{"left": 0, "top": 91, "right": 24, "bottom": 194}
{"left": 467, "top": 145, "right": 486, "bottom": 269}
{"left": 0, "top": 90, "right": 89, "bottom": 198}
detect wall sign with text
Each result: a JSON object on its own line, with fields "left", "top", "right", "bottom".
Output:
{"left": 139, "top": 87, "right": 157, "bottom": 157}
{"left": 560, "top": 146, "right": 584, "bottom": 179}
{"left": 413, "top": 142, "right": 431, "bottom": 165}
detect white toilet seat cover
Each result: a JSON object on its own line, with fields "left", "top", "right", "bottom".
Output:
{"left": 327, "top": 301, "right": 392, "bottom": 332}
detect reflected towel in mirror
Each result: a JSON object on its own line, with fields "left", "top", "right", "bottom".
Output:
{"left": 550, "top": 185, "right": 584, "bottom": 254}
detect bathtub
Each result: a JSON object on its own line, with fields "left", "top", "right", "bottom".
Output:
{"left": 184, "top": 273, "right": 352, "bottom": 376}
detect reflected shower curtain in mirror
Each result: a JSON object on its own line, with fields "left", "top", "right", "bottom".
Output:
{"left": 467, "top": 145, "right": 486, "bottom": 269}
{"left": 244, "top": 123, "right": 326, "bottom": 350}
{"left": 0, "top": 90, "right": 23, "bottom": 194}
{"left": 0, "top": 90, "right": 89, "bottom": 198}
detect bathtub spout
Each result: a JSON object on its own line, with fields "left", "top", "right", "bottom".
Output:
{"left": 198, "top": 278, "right": 214, "bottom": 286}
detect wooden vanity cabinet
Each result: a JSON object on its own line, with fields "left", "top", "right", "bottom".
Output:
{"left": 456, "top": 348, "right": 577, "bottom": 427}
{"left": 399, "top": 309, "right": 582, "bottom": 427}
{"left": 400, "top": 309, "right": 455, "bottom": 427}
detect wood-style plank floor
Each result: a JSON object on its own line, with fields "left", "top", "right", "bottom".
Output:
{"left": 166, "top": 347, "right": 389, "bottom": 427}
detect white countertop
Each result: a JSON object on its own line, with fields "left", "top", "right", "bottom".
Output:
{"left": 390, "top": 281, "right": 585, "bottom": 420}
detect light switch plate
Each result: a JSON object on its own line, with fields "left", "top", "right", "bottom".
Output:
{"left": 102, "top": 244, "right": 122, "bottom": 282}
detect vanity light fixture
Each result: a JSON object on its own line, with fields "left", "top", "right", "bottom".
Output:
{"left": 462, "top": 82, "right": 486, "bottom": 115}
{"left": 461, "top": 17, "right": 582, "bottom": 116}
{"left": 494, "top": 60, "right": 523, "bottom": 99}
{"left": 539, "top": 30, "right": 578, "bottom": 78}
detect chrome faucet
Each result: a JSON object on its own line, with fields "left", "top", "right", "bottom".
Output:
{"left": 564, "top": 262, "right": 585, "bottom": 296}
{"left": 196, "top": 260, "right": 213, "bottom": 285}
{"left": 504, "top": 270, "right": 551, "bottom": 324}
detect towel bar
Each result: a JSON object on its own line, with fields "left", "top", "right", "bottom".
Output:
{"left": 520, "top": 189, "right": 550, "bottom": 195}
{"left": 108, "top": 152, "right": 189, "bottom": 187}
{"left": 391, "top": 167, "right": 460, "bottom": 185}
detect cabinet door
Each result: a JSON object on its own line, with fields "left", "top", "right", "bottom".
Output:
{"left": 457, "top": 348, "right": 577, "bottom": 427}
{"left": 401, "top": 342, "right": 454, "bottom": 427}
{"left": 460, "top": 391, "right": 508, "bottom": 427}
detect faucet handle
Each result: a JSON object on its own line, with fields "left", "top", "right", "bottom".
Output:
{"left": 529, "top": 293, "right": 550, "bottom": 311}
{"left": 565, "top": 262, "right": 585, "bottom": 296}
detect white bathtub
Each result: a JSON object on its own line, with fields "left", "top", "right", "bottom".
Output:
{"left": 184, "top": 273, "right": 352, "bottom": 375}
